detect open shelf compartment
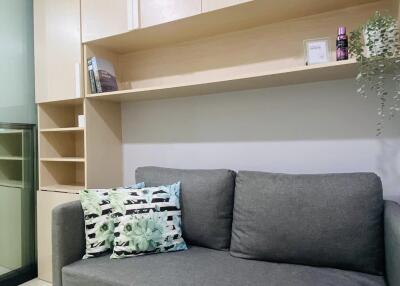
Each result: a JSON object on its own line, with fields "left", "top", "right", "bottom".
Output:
{"left": 0, "top": 160, "right": 23, "bottom": 188}
{"left": 38, "top": 99, "right": 84, "bottom": 129}
{"left": 40, "top": 130, "right": 84, "bottom": 160}
{"left": 39, "top": 161, "right": 85, "bottom": 194}
{"left": 86, "top": 0, "right": 379, "bottom": 53}
{"left": 0, "top": 132, "right": 23, "bottom": 159}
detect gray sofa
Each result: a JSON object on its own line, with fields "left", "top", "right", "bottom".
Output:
{"left": 52, "top": 167, "right": 400, "bottom": 286}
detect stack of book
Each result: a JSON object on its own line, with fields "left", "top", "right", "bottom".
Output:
{"left": 87, "top": 57, "right": 118, "bottom": 93}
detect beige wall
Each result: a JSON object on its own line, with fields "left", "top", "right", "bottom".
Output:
{"left": 122, "top": 79, "right": 400, "bottom": 202}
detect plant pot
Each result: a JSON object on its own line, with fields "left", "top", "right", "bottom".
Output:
{"left": 363, "top": 24, "right": 397, "bottom": 57}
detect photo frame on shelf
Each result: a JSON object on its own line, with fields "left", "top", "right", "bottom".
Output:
{"left": 304, "top": 38, "right": 331, "bottom": 66}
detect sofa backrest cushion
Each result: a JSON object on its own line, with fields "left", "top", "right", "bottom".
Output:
{"left": 136, "top": 166, "right": 236, "bottom": 250}
{"left": 230, "top": 171, "right": 384, "bottom": 275}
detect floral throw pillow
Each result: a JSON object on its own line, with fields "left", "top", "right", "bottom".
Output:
{"left": 110, "top": 182, "right": 187, "bottom": 259}
{"left": 79, "top": 182, "right": 145, "bottom": 259}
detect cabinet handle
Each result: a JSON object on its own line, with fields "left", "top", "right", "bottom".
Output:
{"left": 75, "top": 62, "right": 81, "bottom": 98}
{"left": 128, "top": 0, "right": 140, "bottom": 30}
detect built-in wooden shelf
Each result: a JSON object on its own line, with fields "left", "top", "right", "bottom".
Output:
{"left": 0, "top": 156, "right": 24, "bottom": 161}
{"left": 40, "top": 157, "right": 85, "bottom": 163}
{"left": 87, "top": 0, "right": 376, "bottom": 53}
{"left": 40, "top": 127, "right": 84, "bottom": 133}
{"left": 87, "top": 59, "right": 358, "bottom": 102}
{"left": 38, "top": 100, "right": 87, "bottom": 192}
{"left": 0, "top": 179, "right": 23, "bottom": 189}
{"left": 39, "top": 184, "right": 84, "bottom": 194}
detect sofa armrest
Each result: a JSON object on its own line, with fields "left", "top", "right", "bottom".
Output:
{"left": 52, "top": 201, "right": 85, "bottom": 286}
{"left": 385, "top": 200, "right": 400, "bottom": 286}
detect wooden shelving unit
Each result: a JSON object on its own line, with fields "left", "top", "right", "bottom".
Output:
{"left": 83, "top": 1, "right": 392, "bottom": 102}
{"left": 38, "top": 99, "right": 86, "bottom": 192}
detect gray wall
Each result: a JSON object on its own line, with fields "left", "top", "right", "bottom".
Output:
{"left": 0, "top": 0, "right": 35, "bottom": 124}
{"left": 122, "top": 79, "right": 400, "bottom": 202}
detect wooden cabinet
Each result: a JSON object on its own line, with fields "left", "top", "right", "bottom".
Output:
{"left": 81, "top": 0, "right": 139, "bottom": 42}
{"left": 202, "top": 0, "right": 252, "bottom": 12}
{"left": 140, "top": 0, "right": 201, "bottom": 28}
{"left": 34, "top": 0, "right": 82, "bottom": 103}
{"left": 37, "top": 190, "right": 79, "bottom": 283}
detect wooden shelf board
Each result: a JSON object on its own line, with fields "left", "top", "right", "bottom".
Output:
{"left": 40, "top": 127, "right": 84, "bottom": 133}
{"left": 86, "top": 0, "right": 377, "bottom": 53}
{"left": 39, "top": 184, "right": 84, "bottom": 194}
{"left": 0, "top": 179, "right": 23, "bottom": 188}
{"left": 40, "top": 157, "right": 85, "bottom": 163}
{"left": 87, "top": 59, "right": 358, "bottom": 102}
{"left": 37, "top": 97, "right": 83, "bottom": 106}
{"left": 0, "top": 130, "right": 23, "bottom": 135}
{"left": 0, "top": 156, "right": 24, "bottom": 161}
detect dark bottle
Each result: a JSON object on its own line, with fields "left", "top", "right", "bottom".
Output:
{"left": 336, "top": 26, "right": 349, "bottom": 61}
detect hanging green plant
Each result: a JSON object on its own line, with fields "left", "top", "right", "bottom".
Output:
{"left": 350, "top": 11, "right": 400, "bottom": 135}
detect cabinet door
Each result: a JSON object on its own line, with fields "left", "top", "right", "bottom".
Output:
{"left": 37, "top": 190, "right": 79, "bottom": 283}
{"left": 34, "top": 0, "right": 82, "bottom": 103}
{"left": 140, "top": 0, "right": 201, "bottom": 28}
{"left": 0, "top": 187, "right": 22, "bottom": 271}
{"left": 202, "top": 0, "right": 252, "bottom": 12}
{"left": 81, "top": 0, "right": 139, "bottom": 42}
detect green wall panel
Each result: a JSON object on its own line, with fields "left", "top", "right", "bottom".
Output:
{"left": 0, "top": 0, "right": 35, "bottom": 124}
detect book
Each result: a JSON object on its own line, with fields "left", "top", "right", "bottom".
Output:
{"left": 90, "top": 57, "right": 118, "bottom": 93}
{"left": 87, "top": 59, "right": 97, "bottom": 94}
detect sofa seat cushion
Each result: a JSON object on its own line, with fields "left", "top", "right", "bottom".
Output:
{"left": 62, "top": 246, "right": 386, "bottom": 286}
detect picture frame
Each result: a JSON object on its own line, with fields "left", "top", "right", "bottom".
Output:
{"left": 304, "top": 38, "right": 331, "bottom": 66}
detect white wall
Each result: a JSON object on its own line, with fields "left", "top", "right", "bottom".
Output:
{"left": 122, "top": 79, "right": 400, "bottom": 202}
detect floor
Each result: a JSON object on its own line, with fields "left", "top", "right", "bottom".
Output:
{"left": 21, "top": 279, "right": 51, "bottom": 286}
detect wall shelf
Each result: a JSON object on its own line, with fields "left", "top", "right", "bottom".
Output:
{"left": 87, "top": 0, "right": 377, "bottom": 53}
{"left": 87, "top": 59, "right": 358, "bottom": 102}
{"left": 39, "top": 184, "right": 84, "bottom": 194}
{"left": 0, "top": 179, "right": 23, "bottom": 189}
{"left": 0, "top": 156, "right": 24, "bottom": 161}
{"left": 40, "top": 157, "right": 85, "bottom": 163}
{"left": 40, "top": 127, "right": 84, "bottom": 133}
{"left": 0, "top": 130, "right": 23, "bottom": 135}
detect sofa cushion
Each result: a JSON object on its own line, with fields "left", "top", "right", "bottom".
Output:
{"left": 109, "top": 183, "right": 187, "bottom": 258}
{"left": 230, "top": 171, "right": 385, "bottom": 275}
{"left": 135, "top": 167, "right": 236, "bottom": 250}
{"left": 62, "top": 246, "right": 386, "bottom": 286}
{"left": 79, "top": 183, "right": 145, "bottom": 259}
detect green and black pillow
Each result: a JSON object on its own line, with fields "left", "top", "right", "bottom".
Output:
{"left": 110, "top": 182, "right": 187, "bottom": 259}
{"left": 79, "top": 183, "right": 145, "bottom": 259}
